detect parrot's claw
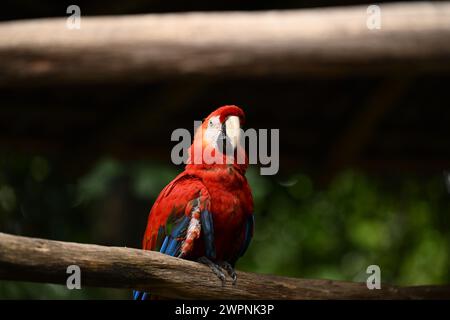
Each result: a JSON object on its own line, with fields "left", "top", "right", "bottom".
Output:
{"left": 197, "top": 256, "right": 226, "bottom": 286}
{"left": 220, "top": 261, "right": 237, "bottom": 285}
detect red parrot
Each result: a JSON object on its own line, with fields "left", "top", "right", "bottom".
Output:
{"left": 133, "top": 105, "right": 254, "bottom": 300}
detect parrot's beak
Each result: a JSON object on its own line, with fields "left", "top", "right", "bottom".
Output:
{"left": 225, "top": 116, "right": 241, "bottom": 150}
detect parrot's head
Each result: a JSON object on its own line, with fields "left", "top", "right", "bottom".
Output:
{"left": 188, "top": 105, "right": 248, "bottom": 173}
{"left": 201, "top": 105, "right": 245, "bottom": 151}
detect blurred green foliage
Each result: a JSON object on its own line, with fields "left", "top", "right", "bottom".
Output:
{"left": 0, "top": 154, "right": 449, "bottom": 299}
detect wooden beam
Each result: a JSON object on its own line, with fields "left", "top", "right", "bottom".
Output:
{"left": 0, "top": 232, "right": 449, "bottom": 299}
{"left": 1, "top": 2, "right": 450, "bottom": 86}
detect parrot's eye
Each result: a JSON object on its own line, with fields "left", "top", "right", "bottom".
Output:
{"left": 209, "top": 120, "right": 213, "bottom": 127}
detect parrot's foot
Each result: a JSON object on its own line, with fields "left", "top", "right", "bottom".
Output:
{"left": 197, "top": 256, "right": 226, "bottom": 286}
{"left": 220, "top": 261, "right": 237, "bottom": 285}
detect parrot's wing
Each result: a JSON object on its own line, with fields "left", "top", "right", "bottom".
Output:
{"left": 135, "top": 173, "right": 212, "bottom": 300}
{"left": 142, "top": 172, "right": 213, "bottom": 257}
{"left": 234, "top": 214, "right": 254, "bottom": 264}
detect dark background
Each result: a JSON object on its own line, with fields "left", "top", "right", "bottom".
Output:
{"left": 0, "top": 0, "right": 449, "bottom": 299}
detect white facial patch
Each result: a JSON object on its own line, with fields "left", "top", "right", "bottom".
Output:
{"left": 203, "top": 115, "right": 222, "bottom": 148}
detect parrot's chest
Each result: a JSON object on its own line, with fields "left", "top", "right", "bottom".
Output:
{"left": 207, "top": 172, "right": 251, "bottom": 225}
{"left": 203, "top": 182, "right": 252, "bottom": 261}
{"left": 189, "top": 166, "right": 253, "bottom": 261}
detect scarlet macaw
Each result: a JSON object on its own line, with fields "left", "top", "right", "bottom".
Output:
{"left": 133, "top": 105, "right": 254, "bottom": 300}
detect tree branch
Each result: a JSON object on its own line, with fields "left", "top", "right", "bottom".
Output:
{"left": 0, "top": 232, "right": 449, "bottom": 299}
{"left": 1, "top": 2, "right": 450, "bottom": 86}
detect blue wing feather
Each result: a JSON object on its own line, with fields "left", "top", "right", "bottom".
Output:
{"left": 238, "top": 214, "right": 254, "bottom": 258}
{"left": 160, "top": 236, "right": 169, "bottom": 253}
{"left": 201, "top": 210, "right": 216, "bottom": 259}
{"left": 162, "top": 215, "right": 190, "bottom": 256}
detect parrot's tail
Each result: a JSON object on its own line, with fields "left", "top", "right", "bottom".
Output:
{"left": 133, "top": 290, "right": 167, "bottom": 300}
{"left": 132, "top": 290, "right": 149, "bottom": 300}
